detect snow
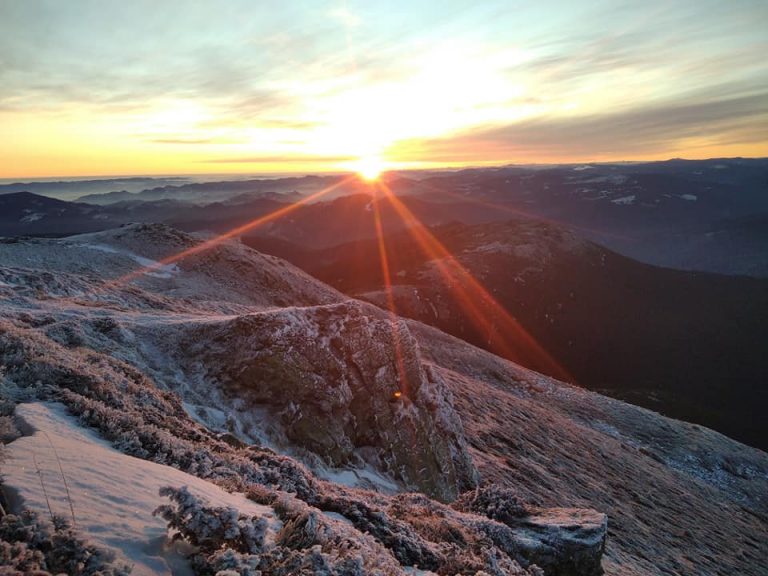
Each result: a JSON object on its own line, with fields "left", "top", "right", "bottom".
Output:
{"left": 3, "top": 402, "right": 281, "bottom": 576}
{"left": 403, "top": 568, "right": 439, "bottom": 575}
{"left": 611, "top": 195, "right": 636, "bottom": 205}
{"left": 20, "top": 211, "right": 45, "bottom": 222}
{"left": 77, "top": 243, "right": 180, "bottom": 278}
{"left": 573, "top": 165, "right": 593, "bottom": 171}
{"left": 680, "top": 194, "right": 698, "bottom": 201}
{"left": 578, "top": 175, "right": 628, "bottom": 184}
{"left": 180, "top": 399, "right": 277, "bottom": 450}
{"left": 317, "top": 461, "right": 401, "bottom": 493}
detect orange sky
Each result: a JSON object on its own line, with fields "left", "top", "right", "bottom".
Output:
{"left": 1, "top": 1, "right": 767, "bottom": 178}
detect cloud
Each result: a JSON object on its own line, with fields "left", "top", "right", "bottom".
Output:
{"left": 201, "top": 154, "right": 358, "bottom": 164}
{"left": 2, "top": 0, "right": 767, "bottom": 175}
{"left": 393, "top": 89, "right": 768, "bottom": 162}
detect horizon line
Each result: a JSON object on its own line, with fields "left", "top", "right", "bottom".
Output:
{"left": 1, "top": 155, "right": 766, "bottom": 184}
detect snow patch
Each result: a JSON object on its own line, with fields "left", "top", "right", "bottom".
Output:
{"left": 3, "top": 402, "right": 281, "bottom": 576}
{"left": 680, "top": 194, "right": 698, "bottom": 201}
{"left": 611, "top": 195, "right": 636, "bottom": 205}
{"left": 578, "top": 175, "right": 628, "bottom": 184}
{"left": 78, "top": 243, "right": 180, "bottom": 278}
{"left": 317, "top": 461, "right": 401, "bottom": 493}
{"left": 20, "top": 212, "right": 45, "bottom": 223}
{"left": 181, "top": 400, "right": 277, "bottom": 450}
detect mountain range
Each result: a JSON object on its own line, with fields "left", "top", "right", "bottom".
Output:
{"left": 2, "top": 158, "right": 767, "bottom": 276}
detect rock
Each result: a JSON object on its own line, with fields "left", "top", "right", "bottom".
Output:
{"left": 506, "top": 508, "right": 607, "bottom": 576}
{"left": 179, "top": 300, "right": 479, "bottom": 501}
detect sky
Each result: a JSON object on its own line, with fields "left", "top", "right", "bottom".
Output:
{"left": 1, "top": 0, "right": 767, "bottom": 178}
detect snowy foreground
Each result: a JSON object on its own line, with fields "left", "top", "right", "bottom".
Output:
{"left": 4, "top": 402, "right": 281, "bottom": 576}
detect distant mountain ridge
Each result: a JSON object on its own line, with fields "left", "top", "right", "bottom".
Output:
{"left": 2, "top": 157, "right": 766, "bottom": 276}
{"left": 75, "top": 174, "right": 341, "bottom": 205}
{"left": 0, "top": 176, "right": 188, "bottom": 200}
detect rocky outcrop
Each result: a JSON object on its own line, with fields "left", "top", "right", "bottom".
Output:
{"left": 178, "top": 300, "right": 479, "bottom": 501}
{"left": 452, "top": 485, "right": 606, "bottom": 575}
{"left": 504, "top": 508, "right": 607, "bottom": 576}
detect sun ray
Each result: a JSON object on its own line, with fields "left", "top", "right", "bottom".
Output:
{"left": 376, "top": 180, "right": 573, "bottom": 382}
{"left": 371, "top": 190, "right": 410, "bottom": 397}
{"left": 106, "top": 176, "right": 354, "bottom": 288}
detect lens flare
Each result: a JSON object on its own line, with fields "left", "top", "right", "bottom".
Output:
{"left": 104, "top": 176, "right": 353, "bottom": 288}
{"left": 81, "top": 169, "right": 570, "bottom": 387}
{"left": 374, "top": 180, "right": 572, "bottom": 382}
{"left": 372, "top": 194, "right": 411, "bottom": 396}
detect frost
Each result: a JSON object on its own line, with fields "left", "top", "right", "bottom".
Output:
{"left": 76, "top": 243, "right": 180, "bottom": 278}
{"left": 0, "top": 511, "right": 130, "bottom": 576}
{"left": 611, "top": 195, "right": 636, "bottom": 205}
{"left": 20, "top": 211, "right": 45, "bottom": 223}
{"left": 3, "top": 402, "right": 281, "bottom": 575}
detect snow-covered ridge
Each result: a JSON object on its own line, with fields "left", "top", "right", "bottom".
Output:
{"left": 75, "top": 243, "right": 180, "bottom": 278}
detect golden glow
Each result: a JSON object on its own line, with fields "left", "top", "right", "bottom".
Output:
{"left": 354, "top": 155, "right": 386, "bottom": 181}
{"left": 2, "top": 61, "right": 767, "bottom": 178}
{"left": 2, "top": 8, "right": 766, "bottom": 178}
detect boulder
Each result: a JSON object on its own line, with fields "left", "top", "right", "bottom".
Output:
{"left": 181, "top": 300, "right": 479, "bottom": 501}
{"left": 507, "top": 508, "right": 607, "bottom": 576}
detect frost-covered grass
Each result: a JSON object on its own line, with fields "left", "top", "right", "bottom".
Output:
{"left": 3, "top": 402, "right": 282, "bottom": 576}
{"left": 75, "top": 243, "right": 180, "bottom": 278}
{"left": 0, "top": 319, "right": 551, "bottom": 575}
{"left": 0, "top": 510, "right": 130, "bottom": 576}
{"left": 0, "top": 225, "right": 616, "bottom": 575}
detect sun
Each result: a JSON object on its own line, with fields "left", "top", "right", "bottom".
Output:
{"left": 355, "top": 155, "right": 386, "bottom": 181}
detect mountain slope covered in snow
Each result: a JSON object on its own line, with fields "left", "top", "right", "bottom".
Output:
{"left": 0, "top": 224, "right": 765, "bottom": 575}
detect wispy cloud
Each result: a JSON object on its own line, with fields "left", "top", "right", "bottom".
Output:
{"left": 392, "top": 90, "right": 768, "bottom": 162}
